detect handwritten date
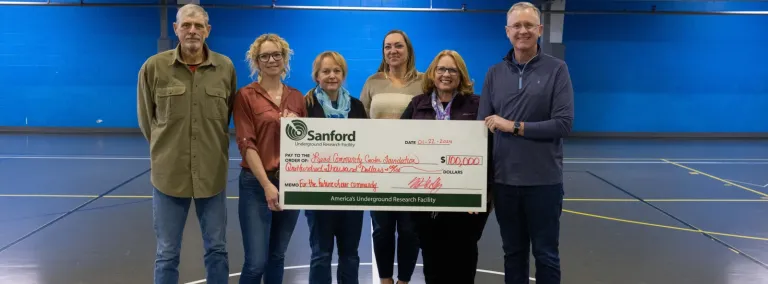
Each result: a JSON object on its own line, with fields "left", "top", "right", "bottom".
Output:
{"left": 417, "top": 139, "right": 452, "bottom": 145}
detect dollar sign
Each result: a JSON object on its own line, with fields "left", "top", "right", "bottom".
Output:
{"left": 441, "top": 156, "right": 445, "bottom": 163}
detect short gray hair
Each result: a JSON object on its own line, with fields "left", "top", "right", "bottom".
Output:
{"left": 507, "top": 2, "right": 541, "bottom": 21}
{"left": 176, "top": 4, "right": 209, "bottom": 24}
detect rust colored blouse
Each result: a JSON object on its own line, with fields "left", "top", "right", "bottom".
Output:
{"left": 233, "top": 81, "right": 308, "bottom": 171}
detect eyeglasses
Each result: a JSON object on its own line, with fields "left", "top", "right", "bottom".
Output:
{"left": 258, "top": 52, "right": 283, "bottom": 62}
{"left": 436, "top": 66, "right": 458, "bottom": 75}
{"left": 506, "top": 23, "right": 540, "bottom": 31}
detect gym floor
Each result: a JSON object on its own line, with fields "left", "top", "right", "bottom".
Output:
{"left": 1, "top": 133, "right": 767, "bottom": 284}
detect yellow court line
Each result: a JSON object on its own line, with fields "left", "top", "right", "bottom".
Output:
{"left": 661, "top": 158, "right": 768, "bottom": 198}
{"left": 566, "top": 198, "right": 768, "bottom": 202}
{"left": 564, "top": 209, "right": 768, "bottom": 241}
{"left": 1, "top": 194, "right": 764, "bottom": 241}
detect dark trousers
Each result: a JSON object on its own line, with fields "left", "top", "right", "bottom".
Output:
{"left": 305, "top": 210, "right": 364, "bottom": 284}
{"left": 412, "top": 211, "right": 490, "bottom": 284}
{"left": 493, "top": 183, "right": 564, "bottom": 284}
{"left": 370, "top": 211, "right": 420, "bottom": 282}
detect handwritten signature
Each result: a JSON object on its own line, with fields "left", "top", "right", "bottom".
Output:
{"left": 408, "top": 176, "right": 442, "bottom": 193}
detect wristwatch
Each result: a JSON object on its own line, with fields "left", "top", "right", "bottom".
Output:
{"left": 512, "top": 121, "right": 521, "bottom": 136}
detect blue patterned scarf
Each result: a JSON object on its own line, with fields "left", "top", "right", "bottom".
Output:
{"left": 315, "top": 86, "right": 351, "bottom": 118}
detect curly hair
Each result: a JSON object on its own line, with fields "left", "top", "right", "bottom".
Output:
{"left": 245, "top": 33, "right": 293, "bottom": 81}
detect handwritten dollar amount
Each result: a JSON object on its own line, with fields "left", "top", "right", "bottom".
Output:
{"left": 440, "top": 155, "right": 482, "bottom": 166}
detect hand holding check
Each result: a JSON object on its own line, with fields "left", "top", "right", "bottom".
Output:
{"left": 282, "top": 109, "right": 297, "bottom": 118}
{"left": 264, "top": 109, "right": 299, "bottom": 212}
{"left": 484, "top": 115, "right": 522, "bottom": 135}
{"left": 484, "top": 115, "right": 512, "bottom": 132}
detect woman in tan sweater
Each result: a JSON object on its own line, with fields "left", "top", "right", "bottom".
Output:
{"left": 359, "top": 29, "right": 425, "bottom": 284}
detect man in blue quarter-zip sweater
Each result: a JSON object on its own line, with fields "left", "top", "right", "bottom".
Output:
{"left": 477, "top": 2, "right": 574, "bottom": 284}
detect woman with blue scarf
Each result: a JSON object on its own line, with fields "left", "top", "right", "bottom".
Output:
{"left": 303, "top": 51, "right": 369, "bottom": 284}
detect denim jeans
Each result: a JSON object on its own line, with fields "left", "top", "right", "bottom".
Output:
{"left": 411, "top": 211, "right": 490, "bottom": 284}
{"left": 305, "top": 210, "right": 364, "bottom": 284}
{"left": 152, "top": 188, "right": 229, "bottom": 284}
{"left": 493, "top": 183, "right": 564, "bottom": 284}
{"left": 238, "top": 168, "right": 300, "bottom": 284}
{"left": 370, "top": 211, "right": 419, "bottom": 282}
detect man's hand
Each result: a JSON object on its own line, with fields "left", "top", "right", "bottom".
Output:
{"left": 264, "top": 184, "right": 282, "bottom": 211}
{"left": 484, "top": 115, "right": 515, "bottom": 133}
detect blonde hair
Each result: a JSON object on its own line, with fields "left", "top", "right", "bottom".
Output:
{"left": 305, "top": 51, "right": 349, "bottom": 107}
{"left": 422, "top": 50, "right": 474, "bottom": 95}
{"left": 376, "top": 29, "right": 418, "bottom": 82}
{"left": 245, "top": 33, "right": 293, "bottom": 81}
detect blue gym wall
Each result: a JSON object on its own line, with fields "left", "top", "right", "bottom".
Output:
{"left": 0, "top": 0, "right": 513, "bottom": 129}
{"left": 4, "top": 0, "right": 767, "bottom": 135}
{"left": 564, "top": 1, "right": 768, "bottom": 134}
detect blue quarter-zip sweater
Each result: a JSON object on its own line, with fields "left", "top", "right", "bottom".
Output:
{"left": 477, "top": 46, "right": 575, "bottom": 186}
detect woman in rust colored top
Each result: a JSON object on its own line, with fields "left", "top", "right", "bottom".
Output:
{"left": 233, "top": 33, "right": 307, "bottom": 284}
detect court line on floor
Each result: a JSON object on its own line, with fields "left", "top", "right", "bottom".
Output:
{"left": 564, "top": 209, "right": 768, "bottom": 241}
{"left": 561, "top": 198, "right": 768, "bottom": 202}
{"left": 3, "top": 194, "right": 765, "bottom": 240}
{"left": 661, "top": 158, "right": 768, "bottom": 198}
{"left": 724, "top": 179, "right": 768, "bottom": 188}
{"left": 585, "top": 170, "right": 768, "bottom": 270}
{"left": 0, "top": 199, "right": 149, "bottom": 224}
{"left": 3, "top": 194, "right": 768, "bottom": 203}
{"left": 2, "top": 155, "right": 768, "bottom": 164}
{"left": 183, "top": 263, "right": 513, "bottom": 284}
{"left": 0, "top": 168, "right": 150, "bottom": 255}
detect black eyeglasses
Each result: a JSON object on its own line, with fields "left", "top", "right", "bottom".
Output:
{"left": 258, "top": 52, "right": 283, "bottom": 62}
{"left": 436, "top": 66, "right": 458, "bottom": 75}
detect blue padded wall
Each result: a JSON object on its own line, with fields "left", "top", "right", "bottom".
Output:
{"left": 0, "top": 0, "right": 514, "bottom": 129}
{"left": 563, "top": 1, "right": 768, "bottom": 133}
{"left": 0, "top": 4, "right": 159, "bottom": 128}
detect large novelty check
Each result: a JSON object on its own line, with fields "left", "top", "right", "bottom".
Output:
{"left": 279, "top": 117, "right": 488, "bottom": 212}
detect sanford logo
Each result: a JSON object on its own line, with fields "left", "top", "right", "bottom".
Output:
{"left": 286, "top": 119, "right": 356, "bottom": 142}
{"left": 286, "top": 120, "right": 308, "bottom": 141}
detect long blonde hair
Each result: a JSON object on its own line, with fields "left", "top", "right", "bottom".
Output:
{"left": 422, "top": 50, "right": 474, "bottom": 95}
{"left": 305, "top": 51, "right": 349, "bottom": 107}
{"left": 245, "top": 33, "right": 293, "bottom": 82}
{"left": 376, "top": 29, "right": 418, "bottom": 82}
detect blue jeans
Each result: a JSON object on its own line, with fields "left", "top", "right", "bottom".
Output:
{"left": 238, "top": 168, "right": 300, "bottom": 284}
{"left": 493, "top": 183, "right": 564, "bottom": 284}
{"left": 370, "top": 211, "right": 419, "bottom": 282}
{"left": 305, "top": 210, "right": 364, "bottom": 284}
{"left": 152, "top": 188, "right": 229, "bottom": 284}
